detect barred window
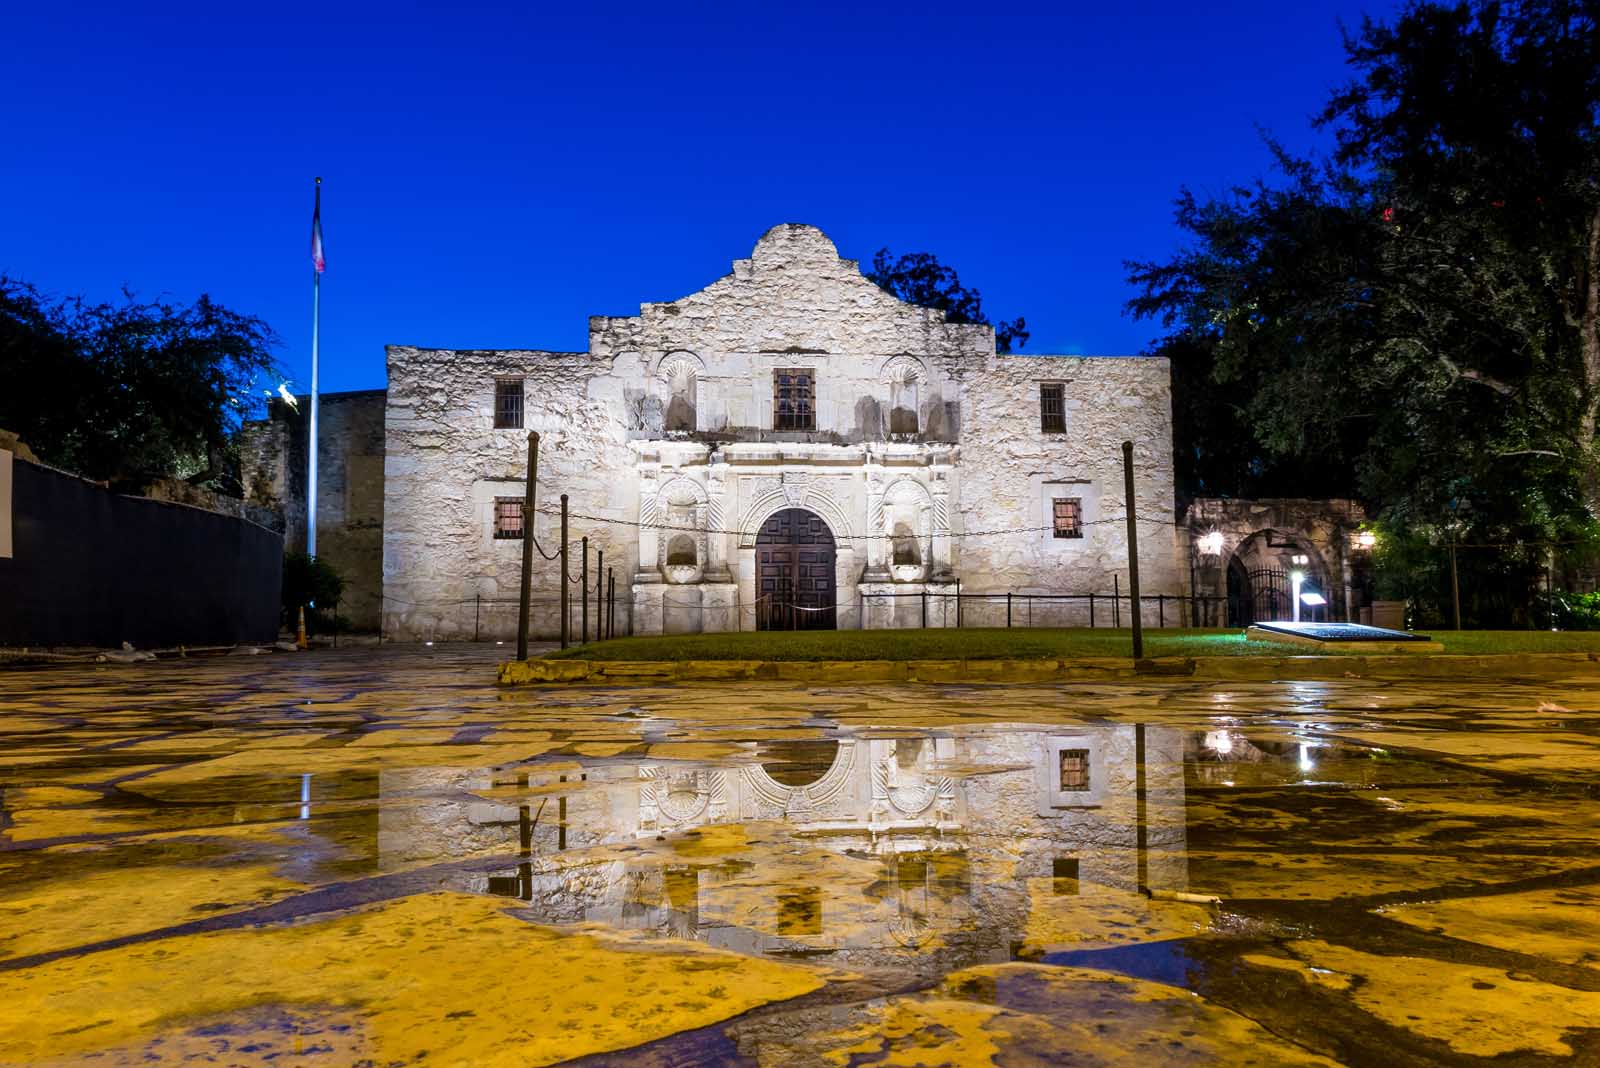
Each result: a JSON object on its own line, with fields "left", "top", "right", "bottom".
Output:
{"left": 493, "top": 497, "right": 524, "bottom": 539}
{"left": 494, "top": 379, "right": 524, "bottom": 429}
{"left": 1039, "top": 382, "right": 1065, "bottom": 433}
{"left": 774, "top": 369, "right": 815, "bottom": 431}
{"left": 1058, "top": 749, "right": 1090, "bottom": 791}
{"left": 1052, "top": 498, "right": 1083, "bottom": 539}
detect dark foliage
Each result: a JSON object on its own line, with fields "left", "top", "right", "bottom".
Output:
{"left": 0, "top": 277, "right": 281, "bottom": 487}
{"left": 281, "top": 552, "right": 346, "bottom": 634}
{"left": 1128, "top": 0, "right": 1600, "bottom": 618}
{"left": 866, "top": 248, "right": 1030, "bottom": 353}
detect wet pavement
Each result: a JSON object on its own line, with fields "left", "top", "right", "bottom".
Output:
{"left": 1, "top": 644, "right": 1598, "bottom": 1067}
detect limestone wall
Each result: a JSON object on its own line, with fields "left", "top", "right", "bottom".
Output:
{"left": 955, "top": 354, "right": 1181, "bottom": 624}
{"left": 590, "top": 224, "right": 986, "bottom": 445}
{"left": 241, "top": 390, "right": 387, "bottom": 630}
{"left": 381, "top": 348, "right": 638, "bottom": 641}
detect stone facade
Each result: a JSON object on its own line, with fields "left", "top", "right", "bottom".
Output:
{"left": 372, "top": 224, "right": 1180, "bottom": 640}
{"left": 248, "top": 224, "right": 1181, "bottom": 640}
{"left": 241, "top": 389, "right": 386, "bottom": 629}
{"left": 1183, "top": 497, "right": 1371, "bottom": 625}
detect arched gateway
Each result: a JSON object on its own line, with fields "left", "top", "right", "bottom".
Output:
{"left": 755, "top": 508, "right": 836, "bottom": 630}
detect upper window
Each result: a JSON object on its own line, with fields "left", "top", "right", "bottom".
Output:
{"left": 494, "top": 379, "right": 524, "bottom": 429}
{"left": 1052, "top": 498, "right": 1083, "bottom": 539}
{"left": 1059, "top": 749, "right": 1090, "bottom": 791}
{"left": 493, "top": 497, "right": 524, "bottom": 539}
{"left": 774, "top": 369, "right": 815, "bottom": 431}
{"left": 1040, "top": 383, "right": 1065, "bottom": 433}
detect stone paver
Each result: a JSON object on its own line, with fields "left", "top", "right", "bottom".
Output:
{"left": 2, "top": 644, "right": 1598, "bottom": 1067}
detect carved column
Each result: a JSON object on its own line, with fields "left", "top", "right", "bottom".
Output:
{"left": 930, "top": 462, "right": 953, "bottom": 579}
{"left": 705, "top": 460, "right": 732, "bottom": 581}
{"left": 863, "top": 454, "right": 889, "bottom": 580}
{"left": 636, "top": 463, "right": 662, "bottom": 581}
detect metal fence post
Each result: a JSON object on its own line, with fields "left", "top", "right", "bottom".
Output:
{"left": 560, "top": 493, "right": 569, "bottom": 650}
{"left": 607, "top": 568, "right": 614, "bottom": 639}
{"left": 1122, "top": 441, "right": 1144, "bottom": 659}
{"left": 1158, "top": 594, "right": 1165, "bottom": 629}
{"left": 516, "top": 432, "right": 539, "bottom": 660}
{"left": 1007, "top": 592, "right": 1013, "bottom": 628}
{"left": 1114, "top": 573, "right": 1121, "bottom": 628}
{"left": 1089, "top": 593, "right": 1095, "bottom": 628}
{"left": 596, "top": 549, "right": 603, "bottom": 642}
{"left": 581, "top": 536, "right": 589, "bottom": 644}
{"left": 921, "top": 589, "right": 928, "bottom": 629}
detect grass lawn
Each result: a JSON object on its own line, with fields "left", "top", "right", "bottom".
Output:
{"left": 542, "top": 627, "right": 1600, "bottom": 662}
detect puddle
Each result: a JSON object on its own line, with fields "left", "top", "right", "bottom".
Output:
{"left": 3, "top": 649, "right": 1600, "bottom": 1066}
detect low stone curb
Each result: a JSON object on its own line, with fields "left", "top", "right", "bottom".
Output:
{"left": 496, "top": 651, "right": 1600, "bottom": 686}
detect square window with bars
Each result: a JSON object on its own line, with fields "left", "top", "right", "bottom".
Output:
{"left": 773, "top": 369, "right": 815, "bottom": 431}
{"left": 1058, "top": 749, "right": 1091, "bottom": 792}
{"left": 494, "top": 379, "right": 524, "bottom": 429}
{"left": 493, "top": 497, "right": 524, "bottom": 539}
{"left": 1039, "top": 382, "right": 1065, "bottom": 433}
{"left": 1052, "top": 498, "right": 1083, "bottom": 539}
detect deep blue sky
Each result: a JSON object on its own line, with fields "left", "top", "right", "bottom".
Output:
{"left": 5, "top": 1, "right": 1400, "bottom": 396}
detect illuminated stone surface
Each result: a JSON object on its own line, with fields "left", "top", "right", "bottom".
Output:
{"left": 2, "top": 645, "right": 1599, "bottom": 1066}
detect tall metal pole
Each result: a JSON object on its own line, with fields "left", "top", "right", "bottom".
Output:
{"left": 607, "top": 568, "right": 614, "bottom": 639}
{"left": 307, "top": 177, "right": 323, "bottom": 559}
{"left": 581, "top": 536, "right": 589, "bottom": 643}
{"left": 516, "top": 432, "right": 539, "bottom": 660}
{"left": 560, "top": 494, "right": 569, "bottom": 649}
{"left": 596, "top": 549, "right": 603, "bottom": 642}
{"left": 1122, "top": 441, "right": 1145, "bottom": 660}
{"left": 1450, "top": 535, "right": 1462, "bottom": 631}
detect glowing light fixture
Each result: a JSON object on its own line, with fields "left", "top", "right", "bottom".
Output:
{"left": 1198, "top": 531, "right": 1224, "bottom": 556}
{"left": 1354, "top": 530, "right": 1377, "bottom": 551}
{"left": 1290, "top": 570, "right": 1305, "bottom": 622}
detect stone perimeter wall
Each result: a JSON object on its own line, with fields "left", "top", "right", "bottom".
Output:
{"left": 381, "top": 348, "right": 635, "bottom": 641}
{"left": 957, "top": 354, "right": 1180, "bottom": 626}
{"left": 240, "top": 389, "right": 386, "bottom": 630}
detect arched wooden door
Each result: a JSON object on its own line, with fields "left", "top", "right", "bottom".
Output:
{"left": 756, "top": 508, "right": 836, "bottom": 630}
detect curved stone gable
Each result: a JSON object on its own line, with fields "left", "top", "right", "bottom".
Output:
{"left": 591, "top": 223, "right": 994, "bottom": 361}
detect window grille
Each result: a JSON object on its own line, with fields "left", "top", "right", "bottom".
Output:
{"left": 1052, "top": 498, "right": 1083, "bottom": 539}
{"left": 774, "top": 369, "right": 816, "bottom": 431}
{"left": 493, "top": 497, "right": 524, "bottom": 539}
{"left": 1058, "top": 749, "right": 1090, "bottom": 791}
{"left": 1039, "top": 382, "right": 1065, "bottom": 433}
{"left": 494, "top": 379, "right": 524, "bottom": 429}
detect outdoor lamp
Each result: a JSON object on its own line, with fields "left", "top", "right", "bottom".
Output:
{"left": 1198, "top": 531, "right": 1224, "bottom": 557}
{"left": 1354, "top": 530, "right": 1377, "bottom": 551}
{"left": 1289, "top": 569, "right": 1305, "bottom": 622}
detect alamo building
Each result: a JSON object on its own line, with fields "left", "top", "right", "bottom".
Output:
{"left": 243, "top": 223, "right": 1191, "bottom": 640}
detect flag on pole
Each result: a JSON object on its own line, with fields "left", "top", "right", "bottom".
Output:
{"left": 310, "top": 180, "right": 326, "bottom": 274}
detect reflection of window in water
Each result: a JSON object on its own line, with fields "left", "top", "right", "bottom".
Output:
{"left": 664, "top": 865, "right": 700, "bottom": 939}
{"left": 1059, "top": 748, "right": 1090, "bottom": 791}
{"left": 777, "top": 886, "right": 822, "bottom": 936}
{"left": 1052, "top": 857, "right": 1080, "bottom": 895}
{"left": 761, "top": 739, "right": 840, "bottom": 787}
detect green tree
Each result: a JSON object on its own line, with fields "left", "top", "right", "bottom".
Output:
{"left": 866, "top": 248, "right": 1030, "bottom": 353}
{"left": 1129, "top": 0, "right": 1600, "bottom": 547}
{"left": 0, "top": 278, "right": 282, "bottom": 487}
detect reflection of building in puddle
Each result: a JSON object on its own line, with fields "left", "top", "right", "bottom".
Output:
{"left": 377, "top": 725, "right": 1188, "bottom": 967}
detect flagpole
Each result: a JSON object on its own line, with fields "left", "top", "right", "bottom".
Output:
{"left": 308, "top": 176, "right": 322, "bottom": 560}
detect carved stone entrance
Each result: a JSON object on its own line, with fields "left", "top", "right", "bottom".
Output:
{"left": 756, "top": 508, "right": 836, "bottom": 630}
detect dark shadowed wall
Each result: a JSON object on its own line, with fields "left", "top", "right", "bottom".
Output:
{"left": 0, "top": 459, "right": 283, "bottom": 648}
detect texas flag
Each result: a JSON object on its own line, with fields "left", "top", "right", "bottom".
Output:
{"left": 310, "top": 180, "right": 326, "bottom": 274}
